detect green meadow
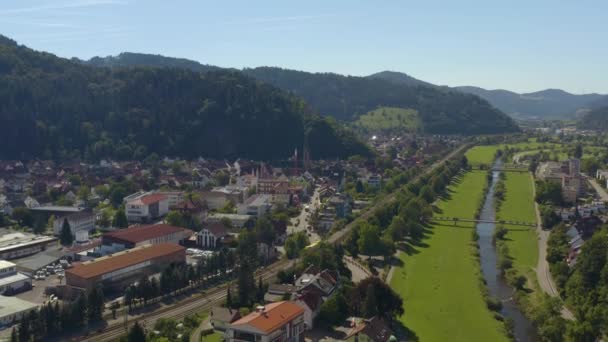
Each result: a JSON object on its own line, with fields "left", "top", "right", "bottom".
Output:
{"left": 496, "top": 172, "right": 538, "bottom": 275}
{"left": 390, "top": 171, "right": 508, "bottom": 342}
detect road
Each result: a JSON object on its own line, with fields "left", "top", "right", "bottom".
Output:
{"left": 531, "top": 177, "right": 575, "bottom": 321}
{"left": 287, "top": 186, "right": 321, "bottom": 243}
{"left": 80, "top": 143, "right": 469, "bottom": 341}
{"left": 586, "top": 177, "right": 608, "bottom": 201}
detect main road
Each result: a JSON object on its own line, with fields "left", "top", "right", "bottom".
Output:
{"left": 82, "top": 142, "right": 469, "bottom": 341}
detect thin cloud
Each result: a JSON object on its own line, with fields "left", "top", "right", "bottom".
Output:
{"left": 0, "top": 0, "right": 128, "bottom": 15}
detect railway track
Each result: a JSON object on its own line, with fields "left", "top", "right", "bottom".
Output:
{"left": 82, "top": 259, "right": 292, "bottom": 341}
{"left": 80, "top": 143, "right": 469, "bottom": 341}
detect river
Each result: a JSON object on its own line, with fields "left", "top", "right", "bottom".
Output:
{"left": 476, "top": 160, "right": 538, "bottom": 341}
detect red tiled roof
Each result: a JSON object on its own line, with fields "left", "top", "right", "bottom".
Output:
{"left": 231, "top": 301, "right": 304, "bottom": 334}
{"left": 66, "top": 243, "right": 184, "bottom": 280}
{"left": 103, "top": 224, "right": 193, "bottom": 244}
{"left": 140, "top": 193, "right": 167, "bottom": 205}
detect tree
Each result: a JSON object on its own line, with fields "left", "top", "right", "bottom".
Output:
{"left": 113, "top": 208, "right": 128, "bottom": 228}
{"left": 573, "top": 144, "right": 583, "bottom": 159}
{"left": 284, "top": 232, "right": 309, "bottom": 259}
{"left": 363, "top": 282, "right": 378, "bottom": 317}
{"left": 12, "top": 207, "right": 33, "bottom": 227}
{"left": 60, "top": 218, "right": 73, "bottom": 246}
{"left": 351, "top": 277, "right": 404, "bottom": 319}
{"left": 109, "top": 185, "right": 127, "bottom": 208}
{"left": 357, "top": 223, "right": 382, "bottom": 256}
{"left": 127, "top": 321, "right": 146, "bottom": 342}
{"left": 226, "top": 287, "right": 233, "bottom": 308}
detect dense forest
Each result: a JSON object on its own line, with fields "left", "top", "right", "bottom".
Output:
{"left": 0, "top": 35, "right": 369, "bottom": 161}
{"left": 83, "top": 52, "right": 226, "bottom": 73}
{"left": 244, "top": 67, "right": 519, "bottom": 134}
{"left": 578, "top": 106, "right": 608, "bottom": 130}
{"left": 80, "top": 52, "right": 519, "bottom": 135}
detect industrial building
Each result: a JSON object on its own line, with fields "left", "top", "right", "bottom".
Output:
{"left": 0, "top": 260, "right": 31, "bottom": 295}
{"left": 0, "top": 229, "right": 57, "bottom": 260}
{"left": 101, "top": 224, "right": 193, "bottom": 249}
{"left": 0, "top": 295, "right": 38, "bottom": 327}
{"left": 65, "top": 243, "right": 185, "bottom": 291}
{"left": 52, "top": 211, "right": 95, "bottom": 236}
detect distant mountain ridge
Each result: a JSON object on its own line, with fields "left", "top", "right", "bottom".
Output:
{"left": 368, "top": 71, "right": 604, "bottom": 119}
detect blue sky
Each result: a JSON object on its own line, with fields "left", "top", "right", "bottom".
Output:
{"left": 1, "top": 0, "right": 606, "bottom": 94}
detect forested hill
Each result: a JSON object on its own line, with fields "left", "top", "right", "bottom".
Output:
{"left": 243, "top": 67, "right": 519, "bottom": 135}
{"left": 0, "top": 35, "right": 370, "bottom": 161}
{"left": 83, "top": 52, "right": 227, "bottom": 73}
{"left": 577, "top": 106, "right": 608, "bottom": 130}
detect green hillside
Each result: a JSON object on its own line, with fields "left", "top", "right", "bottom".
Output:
{"left": 355, "top": 107, "right": 420, "bottom": 132}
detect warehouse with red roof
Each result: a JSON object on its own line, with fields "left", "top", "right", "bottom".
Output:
{"left": 102, "top": 224, "right": 193, "bottom": 249}
{"left": 65, "top": 243, "right": 185, "bottom": 291}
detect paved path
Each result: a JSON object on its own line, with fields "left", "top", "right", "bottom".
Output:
{"left": 532, "top": 177, "right": 575, "bottom": 321}
{"left": 343, "top": 255, "right": 372, "bottom": 283}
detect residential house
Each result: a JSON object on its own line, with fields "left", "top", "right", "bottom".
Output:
{"left": 265, "top": 283, "right": 298, "bottom": 303}
{"left": 345, "top": 316, "right": 395, "bottom": 342}
{"left": 124, "top": 191, "right": 169, "bottom": 223}
{"left": 210, "top": 306, "right": 241, "bottom": 332}
{"left": 225, "top": 301, "right": 305, "bottom": 342}
{"left": 294, "top": 291, "right": 323, "bottom": 330}
{"left": 295, "top": 268, "right": 339, "bottom": 299}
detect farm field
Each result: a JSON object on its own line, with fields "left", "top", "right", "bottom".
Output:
{"left": 355, "top": 107, "right": 420, "bottom": 132}
{"left": 465, "top": 146, "right": 500, "bottom": 166}
{"left": 496, "top": 172, "right": 538, "bottom": 274}
{"left": 390, "top": 171, "right": 508, "bottom": 342}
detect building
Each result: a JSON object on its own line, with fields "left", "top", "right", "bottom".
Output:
{"left": 211, "top": 306, "right": 241, "bottom": 332}
{"left": 536, "top": 159, "right": 584, "bottom": 204}
{"left": 156, "top": 191, "right": 184, "bottom": 209}
{"left": 344, "top": 316, "right": 395, "bottom": 342}
{"left": 225, "top": 301, "right": 305, "bottom": 342}
{"left": 197, "top": 223, "right": 227, "bottom": 249}
{"left": 0, "top": 260, "right": 31, "bottom": 295}
{"left": 53, "top": 211, "right": 95, "bottom": 236}
{"left": 295, "top": 267, "right": 339, "bottom": 299}
{"left": 207, "top": 213, "right": 254, "bottom": 228}
{"left": 102, "top": 224, "right": 193, "bottom": 249}
{"left": 0, "top": 230, "right": 57, "bottom": 260}
{"left": 238, "top": 194, "right": 272, "bottom": 217}
{"left": 201, "top": 186, "right": 245, "bottom": 210}
{"left": 596, "top": 169, "right": 608, "bottom": 187}
{"left": 125, "top": 192, "right": 169, "bottom": 223}
{"left": 65, "top": 243, "right": 185, "bottom": 291}
{"left": 0, "top": 295, "right": 38, "bottom": 327}
{"left": 328, "top": 194, "right": 352, "bottom": 219}
{"left": 294, "top": 291, "right": 323, "bottom": 330}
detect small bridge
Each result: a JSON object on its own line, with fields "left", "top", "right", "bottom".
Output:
{"left": 434, "top": 217, "right": 536, "bottom": 227}
{"left": 490, "top": 167, "right": 529, "bottom": 173}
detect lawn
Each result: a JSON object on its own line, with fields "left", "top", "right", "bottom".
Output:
{"left": 390, "top": 171, "right": 508, "bottom": 342}
{"left": 201, "top": 332, "right": 223, "bottom": 342}
{"left": 355, "top": 107, "right": 420, "bottom": 132}
{"left": 496, "top": 172, "right": 538, "bottom": 274}
{"left": 465, "top": 146, "right": 500, "bottom": 166}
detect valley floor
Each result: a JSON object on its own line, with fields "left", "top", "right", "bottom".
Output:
{"left": 390, "top": 171, "right": 508, "bottom": 341}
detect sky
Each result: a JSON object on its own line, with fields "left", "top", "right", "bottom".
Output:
{"left": 1, "top": 0, "right": 607, "bottom": 94}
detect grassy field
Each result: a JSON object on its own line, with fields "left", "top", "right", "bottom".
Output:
{"left": 390, "top": 171, "right": 508, "bottom": 342}
{"left": 202, "top": 332, "right": 223, "bottom": 342}
{"left": 496, "top": 172, "right": 538, "bottom": 274}
{"left": 355, "top": 107, "right": 420, "bottom": 132}
{"left": 465, "top": 146, "right": 500, "bottom": 166}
